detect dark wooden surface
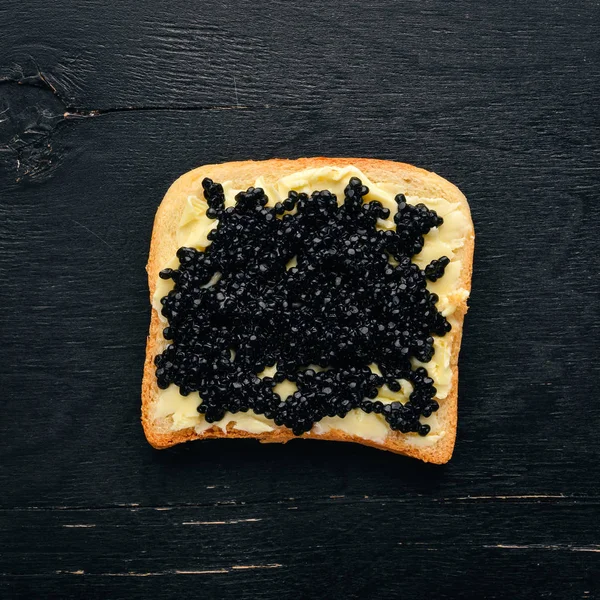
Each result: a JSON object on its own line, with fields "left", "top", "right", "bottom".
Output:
{"left": 1, "top": 1, "right": 599, "bottom": 598}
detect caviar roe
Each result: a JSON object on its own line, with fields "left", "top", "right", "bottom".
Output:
{"left": 155, "top": 177, "right": 451, "bottom": 437}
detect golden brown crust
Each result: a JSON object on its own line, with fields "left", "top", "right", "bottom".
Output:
{"left": 142, "top": 158, "right": 474, "bottom": 463}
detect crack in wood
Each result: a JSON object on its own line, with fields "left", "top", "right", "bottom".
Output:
{"left": 0, "top": 73, "right": 259, "bottom": 115}
{"left": 0, "top": 71, "right": 259, "bottom": 182}
{"left": 181, "top": 518, "right": 263, "bottom": 525}
{"left": 485, "top": 544, "right": 600, "bottom": 552}
{"left": 1, "top": 493, "right": 596, "bottom": 513}
{"left": 452, "top": 494, "right": 568, "bottom": 501}
{"left": 44, "top": 564, "right": 284, "bottom": 577}
{"left": 63, "top": 105, "right": 255, "bottom": 119}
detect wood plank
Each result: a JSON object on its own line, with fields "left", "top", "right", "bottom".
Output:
{"left": 0, "top": 109, "right": 598, "bottom": 508}
{"left": 0, "top": 502, "right": 598, "bottom": 598}
{"left": 1, "top": 0, "right": 598, "bottom": 113}
{"left": 0, "top": 0, "right": 599, "bottom": 597}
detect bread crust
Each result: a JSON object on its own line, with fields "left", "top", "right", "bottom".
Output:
{"left": 142, "top": 158, "right": 474, "bottom": 463}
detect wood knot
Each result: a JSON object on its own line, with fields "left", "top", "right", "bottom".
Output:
{"left": 0, "top": 72, "right": 68, "bottom": 182}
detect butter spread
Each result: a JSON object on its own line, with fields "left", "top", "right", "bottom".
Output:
{"left": 152, "top": 165, "right": 470, "bottom": 445}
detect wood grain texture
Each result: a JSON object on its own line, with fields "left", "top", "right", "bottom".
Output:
{"left": 0, "top": 0, "right": 599, "bottom": 598}
{"left": 0, "top": 501, "right": 599, "bottom": 599}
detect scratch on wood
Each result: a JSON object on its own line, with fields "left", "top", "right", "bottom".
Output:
{"left": 1, "top": 503, "right": 236, "bottom": 512}
{"left": 62, "top": 524, "right": 96, "bottom": 528}
{"left": 454, "top": 494, "right": 567, "bottom": 501}
{"left": 231, "top": 564, "right": 282, "bottom": 571}
{"left": 488, "top": 544, "right": 561, "bottom": 550}
{"left": 397, "top": 542, "right": 430, "bottom": 546}
{"left": 51, "top": 564, "right": 284, "bottom": 577}
{"left": 71, "top": 220, "right": 115, "bottom": 252}
{"left": 485, "top": 544, "right": 600, "bottom": 552}
{"left": 36, "top": 71, "right": 58, "bottom": 96}
{"left": 113, "top": 573, "right": 163, "bottom": 577}
{"left": 63, "top": 105, "right": 254, "bottom": 119}
{"left": 56, "top": 570, "right": 85, "bottom": 575}
{"left": 182, "top": 518, "right": 262, "bottom": 526}
{"left": 233, "top": 76, "right": 240, "bottom": 108}
{"left": 174, "top": 569, "right": 229, "bottom": 575}
{"left": 3, "top": 492, "right": 593, "bottom": 513}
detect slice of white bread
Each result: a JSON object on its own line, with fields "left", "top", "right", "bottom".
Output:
{"left": 142, "top": 158, "right": 474, "bottom": 463}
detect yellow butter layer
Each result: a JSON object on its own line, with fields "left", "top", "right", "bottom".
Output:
{"left": 152, "top": 166, "right": 470, "bottom": 445}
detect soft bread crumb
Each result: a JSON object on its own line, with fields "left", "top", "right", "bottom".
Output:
{"left": 141, "top": 158, "right": 474, "bottom": 464}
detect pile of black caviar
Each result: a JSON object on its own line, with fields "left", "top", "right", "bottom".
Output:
{"left": 155, "top": 176, "right": 451, "bottom": 436}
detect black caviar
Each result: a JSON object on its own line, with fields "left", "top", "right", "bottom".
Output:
{"left": 155, "top": 177, "right": 451, "bottom": 436}
{"left": 424, "top": 256, "right": 450, "bottom": 282}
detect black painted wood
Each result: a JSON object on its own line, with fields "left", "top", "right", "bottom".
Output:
{"left": 1, "top": 1, "right": 599, "bottom": 598}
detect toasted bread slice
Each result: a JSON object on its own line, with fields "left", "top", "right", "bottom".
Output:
{"left": 142, "top": 158, "right": 474, "bottom": 463}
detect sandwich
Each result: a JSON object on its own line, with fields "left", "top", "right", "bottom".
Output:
{"left": 142, "top": 158, "right": 474, "bottom": 463}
